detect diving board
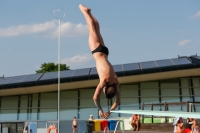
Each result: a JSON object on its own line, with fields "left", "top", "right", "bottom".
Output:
{"left": 111, "top": 110, "right": 200, "bottom": 119}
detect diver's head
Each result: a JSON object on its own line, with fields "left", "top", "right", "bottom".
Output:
{"left": 103, "top": 85, "right": 116, "bottom": 99}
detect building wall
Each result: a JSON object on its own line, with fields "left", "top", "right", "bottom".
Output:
{"left": 0, "top": 77, "right": 200, "bottom": 121}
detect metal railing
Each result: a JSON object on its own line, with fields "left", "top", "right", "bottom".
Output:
{"left": 141, "top": 101, "right": 200, "bottom": 123}
{"left": 114, "top": 120, "right": 124, "bottom": 133}
{"left": 103, "top": 126, "right": 109, "bottom": 133}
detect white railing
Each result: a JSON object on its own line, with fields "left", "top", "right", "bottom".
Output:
{"left": 114, "top": 120, "right": 124, "bottom": 133}
{"left": 103, "top": 126, "right": 109, "bottom": 133}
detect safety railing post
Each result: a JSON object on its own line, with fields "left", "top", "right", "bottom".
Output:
{"left": 114, "top": 120, "right": 124, "bottom": 133}
{"left": 103, "top": 126, "right": 109, "bottom": 133}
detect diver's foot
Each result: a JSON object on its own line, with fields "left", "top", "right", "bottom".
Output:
{"left": 79, "top": 4, "right": 91, "bottom": 13}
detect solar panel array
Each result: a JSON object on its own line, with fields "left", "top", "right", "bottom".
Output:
{"left": 73, "top": 68, "right": 90, "bottom": 77}
{"left": 90, "top": 67, "right": 98, "bottom": 75}
{"left": 140, "top": 61, "right": 158, "bottom": 69}
{"left": 0, "top": 57, "right": 196, "bottom": 86}
{"left": 113, "top": 65, "right": 123, "bottom": 72}
{"left": 60, "top": 70, "right": 74, "bottom": 78}
{"left": 0, "top": 77, "right": 12, "bottom": 85}
{"left": 123, "top": 63, "right": 140, "bottom": 71}
{"left": 171, "top": 58, "right": 191, "bottom": 65}
{"left": 23, "top": 73, "right": 43, "bottom": 82}
{"left": 155, "top": 59, "right": 174, "bottom": 67}
{"left": 39, "top": 71, "right": 57, "bottom": 80}
{"left": 6, "top": 75, "right": 28, "bottom": 84}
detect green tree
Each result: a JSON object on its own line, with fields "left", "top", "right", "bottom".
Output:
{"left": 36, "top": 62, "right": 70, "bottom": 73}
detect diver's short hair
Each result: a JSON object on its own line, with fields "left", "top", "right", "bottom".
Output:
{"left": 105, "top": 85, "right": 116, "bottom": 99}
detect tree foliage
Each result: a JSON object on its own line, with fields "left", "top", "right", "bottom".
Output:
{"left": 36, "top": 62, "right": 70, "bottom": 73}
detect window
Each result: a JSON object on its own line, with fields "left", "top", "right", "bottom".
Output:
{"left": 193, "top": 78, "right": 200, "bottom": 111}
{"left": 161, "top": 79, "right": 180, "bottom": 111}
{"left": 39, "top": 93, "right": 57, "bottom": 120}
{"left": 60, "top": 91, "right": 78, "bottom": 120}
{"left": 181, "top": 78, "right": 191, "bottom": 103}
{"left": 31, "top": 94, "right": 38, "bottom": 120}
{"left": 18, "top": 95, "right": 28, "bottom": 120}
{"left": 0, "top": 96, "right": 18, "bottom": 121}
{"left": 79, "top": 89, "right": 98, "bottom": 120}
{"left": 120, "top": 84, "right": 139, "bottom": 117}
{"left": 141, "top": 82, "right": 159, "bottom": 110}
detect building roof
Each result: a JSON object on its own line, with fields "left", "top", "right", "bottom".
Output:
{"left": 0, "top": 56, "right": 200, "bottom": 95}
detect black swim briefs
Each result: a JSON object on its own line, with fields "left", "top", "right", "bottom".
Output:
{"left": 91, "top": 44, "right": 109, "bottom": 56}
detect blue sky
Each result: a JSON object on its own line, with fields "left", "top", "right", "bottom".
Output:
{"left": 0, "top": 1, "right": 200, "bottom": 77}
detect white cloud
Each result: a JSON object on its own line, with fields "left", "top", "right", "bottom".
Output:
{"left": 178, "top": 39, "right": 191, "bottom": 46}
{"left": 190, "top": 11, "right": 200, "bottom": 19}
{"left": 60, "top": 54, "right": 95, "bottom": 69}
{"left": 0, "top": 20, "right": 88, "bottom": 38}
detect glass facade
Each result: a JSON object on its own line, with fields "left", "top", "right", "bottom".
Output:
{"left": 0, "top": 77, "right": 200, "bottom": 121}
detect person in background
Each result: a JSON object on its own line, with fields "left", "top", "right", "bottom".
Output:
{"left": 29, "top": 129, "right": 32, "bottom": 133}
{"left": 89, "top": 115, "right": 94, "bottom": 120}
{"left": 72, "top": 117, "right": 78, "bottom": 133}
{"left": 186, "top": 118, "right": 193, "bottom": 129}
{"left": 176, "top": 117, "right": 184, "bottom": 133}
{"left": 23, "top": 122, "right": 29, "bottom": 133}
{"left": 47, "top": 123, "right": 57, "bottom": 133}
{"left": 173, "top": 117, "right": 180, "bottom": 133}
{"left": 184, "top": 118, "right": 193, "bottom": 133}
{"left": 130, "top": 114, "right": 140, "bottom": 131}
{"left": 191, "top": 119, "right": 199, "bottom": 133}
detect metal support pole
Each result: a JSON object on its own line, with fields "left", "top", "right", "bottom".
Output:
{"left": 57, "top": 18, "right": 61, "bottom": 133}
{"left": 53, "top": 8, "right": 65, "bottom": 133}
{"left": 142, "top": 103, "right": 144, "bottom": 123}
{"left": 151, "top": 103, "right": 153, "bottom": 123}
{"left": 186, "top": 100, "right": 189, "bottom": 112}
{"left": 164, "top": 101, "right": 167, "bottom": 123}
{"left": 189, "top": 103, "right": 192, "bottom": 112}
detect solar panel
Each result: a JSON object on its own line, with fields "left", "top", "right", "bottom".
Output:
{"left": 90, "top": 67, "right": 98, "bottom": 75}
{"left": 6, "top": 75, "right": 28, "bottom": 84}
{"left": 155, "top": 59, "right": 174, "bottom": 67}
{"left": 59, "top": 70, "right": 74, "bottom": 78}
{"left": 39, "top": 71, "right": 57, "bottom": 80}
{"left": 0, "top": 77, "right": 12, "bottom": 85}
{"left": 171, "top": 58, "right": 191, "bottom": 65}
{"left": 113, "top": 64, "right": 123, "bottom": 72}
{"left": 73, "top": 68, "right": 90, "bottom": 77}
{"left": 139, "top": 61, "right": 158, "bottom": 69}
{"left": 23, "top": 73, "right": 43, "bottom": 82}
{"left": 123, "top": 63, "right": 140, "bottom": 71}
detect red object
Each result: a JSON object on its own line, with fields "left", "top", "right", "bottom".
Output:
{"left": 100, "top": 120, "right": 109, "bottom": 131}
{"left": 184, "top": 128, "right": 191, "bottom": 133}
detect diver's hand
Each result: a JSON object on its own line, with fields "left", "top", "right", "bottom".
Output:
{"left": 99, "top": 110, "right": 107, "bottom": 119}
{"left": 104, "top": 111, "right": 111, "bottom": 119}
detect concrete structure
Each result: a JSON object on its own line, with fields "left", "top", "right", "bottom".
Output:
{"left": 0, "top": 55, "right": 200, "bottom": 133}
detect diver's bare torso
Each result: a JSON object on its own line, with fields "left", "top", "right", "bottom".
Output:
{"left": 93, "top": 53, "right": 118, "bottom": 86}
